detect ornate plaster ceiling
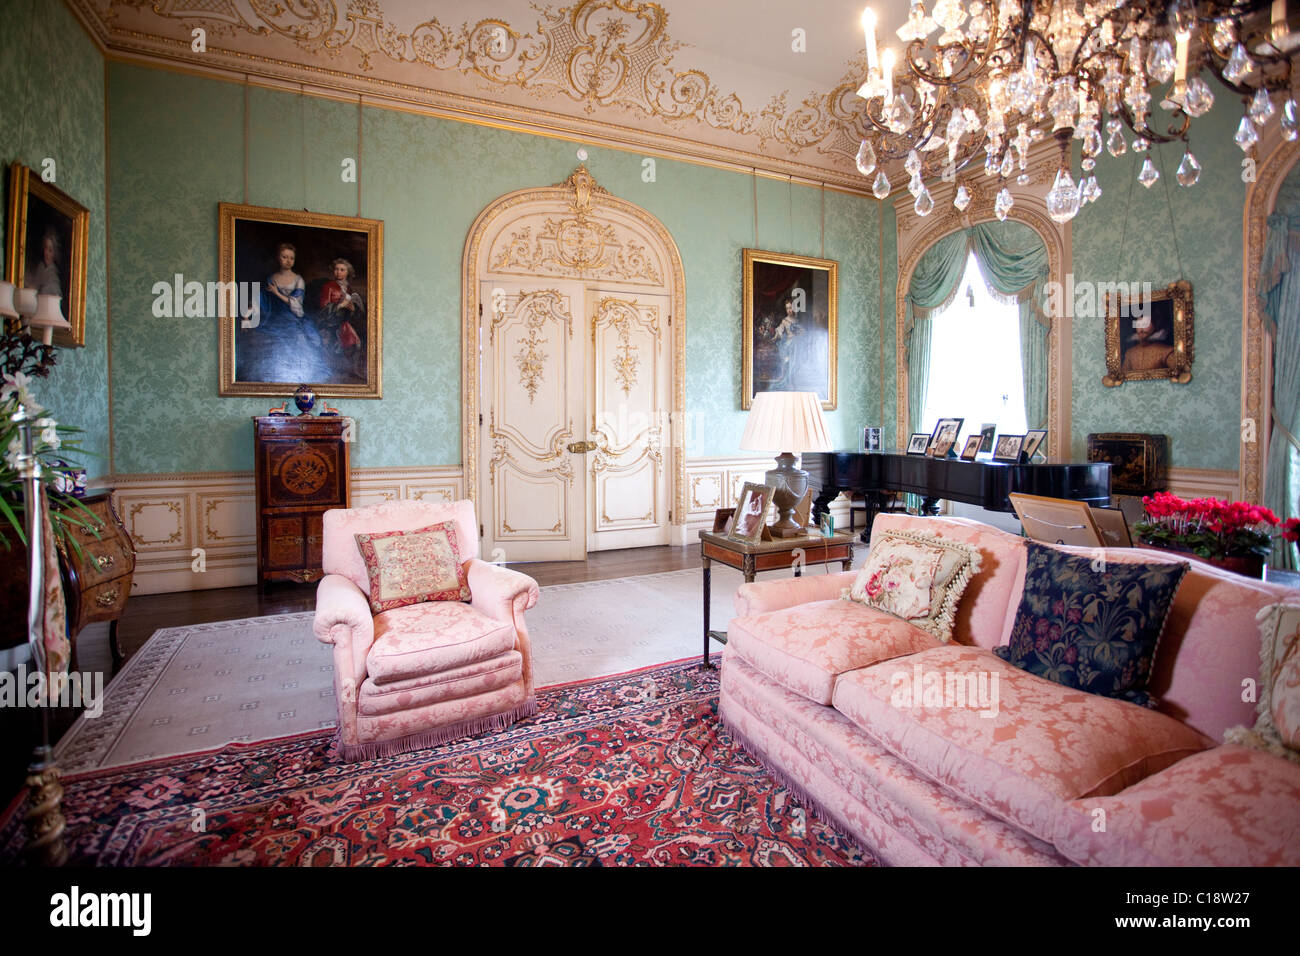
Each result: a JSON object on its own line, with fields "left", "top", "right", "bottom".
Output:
{"left": 68, "top": 0, "right": 914, "bottom": 192}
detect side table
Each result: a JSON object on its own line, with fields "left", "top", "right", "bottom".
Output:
{"left": 698, "top": 529, "right": 855, "bottom": 668}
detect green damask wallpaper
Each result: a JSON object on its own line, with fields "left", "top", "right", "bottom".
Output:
{"left": 1, "top": 2, "right": 108, "bottom": 478}
{"left": 106, "top": 63, "right": 887, "bottom": 474}
{"left": 1070, "top": 100, "right": 1245, "bottom": 471}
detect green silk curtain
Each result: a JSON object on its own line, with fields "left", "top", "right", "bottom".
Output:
{"left": 1260, "top": 178, "right": 1300, "bottom": 569}
{"left": 903, "top": 221, "right": 1051, "bottom": 437}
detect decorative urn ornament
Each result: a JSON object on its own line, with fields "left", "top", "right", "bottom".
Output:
{"left": 293, "top": 384, "right": 316, "bottom": 415}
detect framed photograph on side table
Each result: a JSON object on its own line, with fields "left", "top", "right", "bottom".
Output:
{"left": 978, "top": 423, "right": 997, "bottom": 453}
{"left": 993, "top": 434, "right": 1025, "bottom": 463}
{"left": 728, "top": 482, "right": 774, "bottom": 543}
{"left": 960, "top": 435, "right": 982, "bottom": 461}
{"left": 906, "top": 432, "right": 931, "bottom": 455}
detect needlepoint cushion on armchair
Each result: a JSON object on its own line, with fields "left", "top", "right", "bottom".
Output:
{"left": 313, "top": 499, "right": 539, "bottom": 761}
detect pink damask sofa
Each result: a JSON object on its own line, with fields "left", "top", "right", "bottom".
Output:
{"left": 313, "top": 499, "right": 539, "bottom": 761}
{"left": 719, "top": 513, "right": 1300, "bottom": 866}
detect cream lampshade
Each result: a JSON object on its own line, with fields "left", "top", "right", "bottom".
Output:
{"left": 0, "top": 281, "right": 18, "bottom": 320}
{"left": 739, "top": 390, "right": 834, "bottom": 537}
{"left": 27, "top": 294, "right": 70, "bottom": 345}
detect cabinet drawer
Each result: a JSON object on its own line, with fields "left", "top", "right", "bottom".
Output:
{"left": 74, "top": 537, "right": 131, "bottom": 588}
{"left": 81, "top": 577, "right": 129, "bottom": 622}
{"left": 263, "top": 515, "right": 306, "bottom": 570}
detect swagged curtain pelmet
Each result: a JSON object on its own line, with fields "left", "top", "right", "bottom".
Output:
{"left": 1259, "top": 170, "right": 1300, "bottom": 569}
{"left": 904, "top": 220, "right": 1051, "bottom": 434}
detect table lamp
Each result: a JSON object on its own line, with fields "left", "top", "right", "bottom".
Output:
{"left": 740, "top": 390, "right": 833, "bottom": 537}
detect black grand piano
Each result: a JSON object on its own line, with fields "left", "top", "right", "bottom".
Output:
{"left": 806, "top": 450, "right": 1111, "bottom": 541}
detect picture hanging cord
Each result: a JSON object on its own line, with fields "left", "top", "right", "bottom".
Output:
{"left": 242, "top": 77, "right": 249, "bottom": 205}
{"left": 1158, "top": 146, "right": 1187, "bottom": 280}
{"left": 1114, "top": 149, "right": 1139, "bottom": 279}
{"left": 300, "top": 83, "right": 307, "bottom": 211}
{"left": 820, "top": 181, "right": 826, "bottom": 260}
{"left": 356, "top": 95, "right": 363, "bottom": 218}
{"left": 18, "top": 0, "right": 36, "bottom": 162}
{"left": 787, "top": 174, "right": 793, "bottom": 250}
{"left": 752, "top": 168, "right": 758, "bottom": 247}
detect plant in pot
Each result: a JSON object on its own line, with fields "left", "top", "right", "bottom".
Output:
{"left": 0, "top": 332, "right": 98, "bottom": 650}
{"left": 1133, "top": 492, "right": 1280, "bottom": 579}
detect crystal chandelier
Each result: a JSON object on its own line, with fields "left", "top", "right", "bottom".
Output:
{"left": 854, "top": 1, "right": 1299, "bottom": 222}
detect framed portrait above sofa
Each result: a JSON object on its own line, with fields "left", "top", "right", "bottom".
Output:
{"left": 741, "top": 248, "right": 837, "bottom": 410}
{"left": 5, "top": 164, "right": 89, "bottom": 347}
{"left": 1102, "top": 279, "right": 1193, "bottom": 387}
{"left": 218, "top": 202, "right": 383, "bottom": 398}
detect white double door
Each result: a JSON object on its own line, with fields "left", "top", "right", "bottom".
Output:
{"left": 480, "top": 281, "right": 670, "bottom": 561}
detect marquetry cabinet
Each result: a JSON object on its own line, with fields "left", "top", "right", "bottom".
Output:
{"left": 58, "top": 492, "right": 136, "bottom": 666}
{"left": 253, "top": 415, "right": 352, "bottom": 589}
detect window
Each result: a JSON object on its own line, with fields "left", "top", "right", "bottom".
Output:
{"left": 920, "top": 251, "right": 1026, "bottom": 448}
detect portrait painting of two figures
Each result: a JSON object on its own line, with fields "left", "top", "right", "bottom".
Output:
{"left": 219, "top": 203, "right": 383, "bottom": 398}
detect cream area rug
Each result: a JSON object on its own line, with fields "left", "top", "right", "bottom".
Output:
{"left": 57, "top": 563, "right": 862, "bottom": 773}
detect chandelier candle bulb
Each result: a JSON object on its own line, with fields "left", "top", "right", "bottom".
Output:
{"left": 881, "top": 48, "right": 895, "bottom": 102}
{"left": 862, "top": 8, "right": 878, "bottom": 72}
{"left": 1275, "top": 0, "right": 1288, "bottom": 41}
{"left": 1174, "top": 31, "right": 1190, "bottom": 85}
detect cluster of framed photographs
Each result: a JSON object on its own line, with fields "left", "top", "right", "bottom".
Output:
{"left": 907, "top": 418, "right": 1047, "bottom": 464}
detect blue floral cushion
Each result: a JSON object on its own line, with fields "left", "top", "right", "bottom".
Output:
{"left": 994, "top": 541, "right": 1189, "bottom": 708}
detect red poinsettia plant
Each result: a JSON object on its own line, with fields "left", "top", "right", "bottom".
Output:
{"left": 1134, "top": 492, "right": 1286, "bottom": 560}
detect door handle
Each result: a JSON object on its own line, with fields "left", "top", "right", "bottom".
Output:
{"left": 566, "top": 440, "right": 598, "bottom": 453}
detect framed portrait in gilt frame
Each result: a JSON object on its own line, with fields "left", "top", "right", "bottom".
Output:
{"left": 1102, "top": 280, "right": 1193, "bottom": 387}
{"left": 5, "top": 164, "right": 89, "bottom": 347}
{"left": 742, "top": 249, "right": 837, "bottom": 409}
{"left": 218, "top": 202, "right": 383, "bottom": 398}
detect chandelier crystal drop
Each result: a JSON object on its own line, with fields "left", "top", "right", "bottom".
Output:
{"left": 1249, "top": 89, "right": 1275, "bottom": 126}
{"left": 953, "top": 183, "right": 971, "bottom": 210}
{"left": 1046, "top": 167, "right": 1081, "bottom": 222}
{"left": 914, "top": 185, "right": 935, "bottom": 216}
{"left": 852, "top": 1, "right": 1296, "bottom": 223}
{"left": 1176, "top": 150, "right": 1201, "bottom": 186}
{"left": 1138, "top": 156, "right": 1160, "bottom": 188}
{"left": 872, "top": 169, "right": 891, "bottom": 199}
{"left": 855, "top": 139, "right": 877, "bottom": 175}
{"left": 1234, "top": 115, "right": 1260, "bottom": 151}
{"left": 994, "top": 187, "right": 1014, "bottom": 221}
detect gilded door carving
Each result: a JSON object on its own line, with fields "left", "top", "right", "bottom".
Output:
{"left": 587, "top": 291, "right": 670, "bottom": 550}
{"left": 481, "top": 281, "right": 587, "bottom": 561}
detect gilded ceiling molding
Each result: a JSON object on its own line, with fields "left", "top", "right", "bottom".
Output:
{"left": 73, "top": 0, "right": 886, "bottom": 190}
{"left": 1241, "top": 132, "right": 1299, "bottom": 505}
{"left": 893, "top": 150, "right": 1070, "bottom": 460}
{"left": 463, "top": 164, "right": 686, "bottom": 524}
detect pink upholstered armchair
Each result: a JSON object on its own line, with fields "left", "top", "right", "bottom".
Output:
{"left": 313, "top": 499, "right": 539, "bottom": 761}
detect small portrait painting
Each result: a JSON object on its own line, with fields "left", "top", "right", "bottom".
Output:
{"left": 1103, "top": 280, "right": 1193, "bottom": 386}
{"left": 5, "top": 164, "right": 89, "bottom": 346}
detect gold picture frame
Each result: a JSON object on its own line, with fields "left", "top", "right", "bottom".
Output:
{"left": 728, "top": 481, "right": 774, "bottom": 543}
{"left": 1102, "top": 280, "right": 1193, "bottom": 387}
{"left": 742, "top": 248, "right": 837, "bottom": 409}
{"left": 5, "top": 164, "right": 89, "bottom": 347}
{"left": 218, "top": 202, "right": 383, "bottom": 398}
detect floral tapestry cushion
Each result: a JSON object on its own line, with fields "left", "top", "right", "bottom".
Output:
{"left": 994, "top": 540, "right": 1188, "bottom": 708}
{"left": 844, "top": 529, "right": 982, "bottom": 642}
{"left": 1224, "top": 603, "right": 1300, "bottom": 764}
{"left": 354, "top": 521, "right": 470, "bottom": 614}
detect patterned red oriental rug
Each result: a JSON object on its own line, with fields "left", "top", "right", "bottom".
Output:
{"left": 1, "top": 659, "right": 874, "bottom": 867}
